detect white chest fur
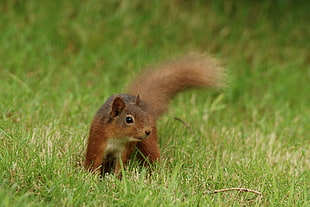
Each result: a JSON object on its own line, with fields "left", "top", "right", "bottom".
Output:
{"left": 105, "top": 138, "right": 133, "bottom": 158}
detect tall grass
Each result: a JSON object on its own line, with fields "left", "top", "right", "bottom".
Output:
{"left": 1, "top": 0, "right": 309, "bottom": 206}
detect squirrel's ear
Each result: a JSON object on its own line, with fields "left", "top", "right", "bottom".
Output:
{"left": 111, "top": 96, "right": 125, "bottom": 117}
{"left": 135, "top": 94, "right": 141, "bottom": 106}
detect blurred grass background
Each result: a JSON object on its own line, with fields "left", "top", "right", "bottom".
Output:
{"left": 0, "top": 0, "right": 309, "bottom": 206}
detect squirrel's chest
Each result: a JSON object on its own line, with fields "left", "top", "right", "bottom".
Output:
{"left": 105, "top": 138, "right": 131, "bottom": 158}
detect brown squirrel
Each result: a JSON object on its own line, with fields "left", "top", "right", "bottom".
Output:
{"left": 84, "top": 54, "right": 225, "bottom": 176}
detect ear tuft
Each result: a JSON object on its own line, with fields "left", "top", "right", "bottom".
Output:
{"left": 111, "top": 96, "right": 125, "bottom": 117}
{"left": 135, "top": 94, "right": 141, "bottom": 106}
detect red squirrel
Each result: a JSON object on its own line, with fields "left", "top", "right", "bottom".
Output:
{"left": 84, "top": 54, "right": 225, "bottom": 176}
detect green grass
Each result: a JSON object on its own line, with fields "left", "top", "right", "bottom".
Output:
{"left": 1, "top": 0, "right": 309, "bottom": 206}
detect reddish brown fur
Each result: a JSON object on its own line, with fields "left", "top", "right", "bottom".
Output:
{"left": 127, "top": 54, "right": 225, "bottom": 118}
{"left": 84, "top": 54, "right": 225, "bottom": 176}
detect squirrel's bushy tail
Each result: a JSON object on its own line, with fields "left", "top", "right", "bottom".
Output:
{"left": 127, "top": 54, "right": 225, "bottom": 119}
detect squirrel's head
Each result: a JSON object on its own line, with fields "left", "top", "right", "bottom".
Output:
{"left": 107, "top": 95, "right": 152, "bottom": 142}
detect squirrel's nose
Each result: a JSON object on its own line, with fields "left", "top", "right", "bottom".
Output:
{"left": 144, "top": 128, "right": 151, "bottom": 136}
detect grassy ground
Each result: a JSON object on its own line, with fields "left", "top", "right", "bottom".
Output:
{"left": 0, "top": 0, "right": 309, "bottom": 206}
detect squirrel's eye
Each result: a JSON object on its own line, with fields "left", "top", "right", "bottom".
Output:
{"left": 125, "top": 115, "right": 134, "bottom": 124}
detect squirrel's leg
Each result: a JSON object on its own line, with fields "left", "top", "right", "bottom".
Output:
{"left": 136, "top": 129, "right": 160, "bottom": 166}
{"left": 84, "top": 134, "right": 107, "bottom": 174}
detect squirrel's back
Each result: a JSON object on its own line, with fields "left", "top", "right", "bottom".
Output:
{"left": 126, "top": 54, "right": 225, "bottom": 119}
